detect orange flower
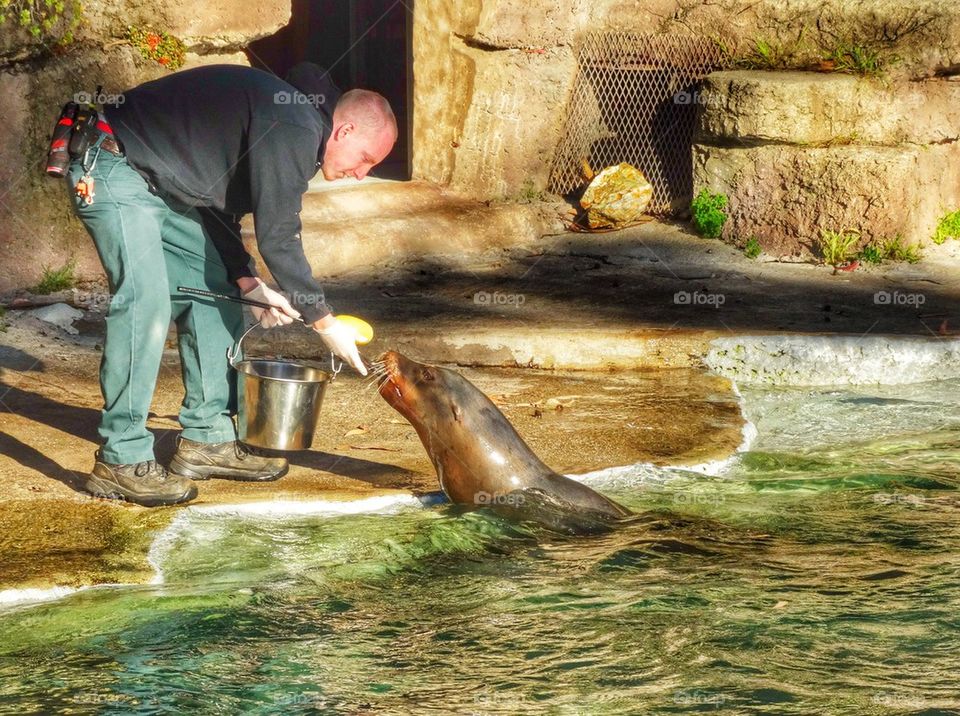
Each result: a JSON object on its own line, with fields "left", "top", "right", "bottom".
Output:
{"left": 146, "top": 33, "right": 160, "bottom": 50}
{"left": 158, "top": 56, "right": 168, "bottom": 65}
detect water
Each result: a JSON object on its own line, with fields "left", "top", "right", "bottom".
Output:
{"left": 2, "top": 381, "right": 960, "bottom": 714}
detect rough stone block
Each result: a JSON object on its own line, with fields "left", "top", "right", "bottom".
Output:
{"left": 698, "top": 71, "right": 960, "bottom": 146}
{"left": 693, "top": 141, "right": 960, "bottom": 254}
{"left": 447, "top": 43, "right": 576, "bottom": 199}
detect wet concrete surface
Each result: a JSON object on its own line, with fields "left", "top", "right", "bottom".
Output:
{"left": 5, "top": 218, "right": 956, "bottom": 593}
{"left": 0, "top": 312, "right": 743, "bottom": 592}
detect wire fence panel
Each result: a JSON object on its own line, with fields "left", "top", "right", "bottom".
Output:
{"left": 550, "top": 32, "right": 726, "bottom": 215}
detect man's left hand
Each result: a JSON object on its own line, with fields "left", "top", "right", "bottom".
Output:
{"left": 241, "top": 278, "right": 302, "bottom": 328}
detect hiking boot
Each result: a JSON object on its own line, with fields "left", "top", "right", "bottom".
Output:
{"left": 85, "top": 456, "right": 198, "bottom": 507}
{"left": 168, "top": 437, "right": 288, "bottom": 482}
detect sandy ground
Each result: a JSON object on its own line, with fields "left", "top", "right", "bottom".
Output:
{"left": 3, "top": 219, "right": 957, "bottom": 593}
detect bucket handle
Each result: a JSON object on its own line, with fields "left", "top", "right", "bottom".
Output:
{"left": 227, "top": 322, "right": 345, "bottom": 381}
{"left": 227, "top": 322, "right": 259, "bottom": 369}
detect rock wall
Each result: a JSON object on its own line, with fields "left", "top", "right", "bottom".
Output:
{"left": 693, "top": 71, "right": 960, "bottom": 254}
{"left": 3, "top": 0, "right": 960, "bottom": 291}
{"left": 413, "top": 0, "right": 960, "bottom": 247}
{"left": 0, "top": 1, "right": 287, "bottom": 293}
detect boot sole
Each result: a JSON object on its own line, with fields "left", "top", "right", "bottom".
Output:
{"left": 168, "top": 458, "right": 288, "bottom": 483}
{"left": 84, "top": 475, "right": 198, "bottom": 508}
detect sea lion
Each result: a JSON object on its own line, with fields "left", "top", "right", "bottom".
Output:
{"left": 376, "top": 351, "right": 631, "bottom": 525}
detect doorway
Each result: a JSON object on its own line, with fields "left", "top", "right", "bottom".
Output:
{"left": 248, "top": 0, "right": 413, "bottom": 180}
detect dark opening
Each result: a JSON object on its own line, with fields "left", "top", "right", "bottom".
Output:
{"left": 549, "top": 33, "right": 725, "bottom": 215}
{"left": 247, "top": 0, "right": 413, "bottom": 180}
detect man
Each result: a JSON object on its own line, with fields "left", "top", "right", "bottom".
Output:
{"left": 65, "top": 63, "right": 397, "bottom": 507}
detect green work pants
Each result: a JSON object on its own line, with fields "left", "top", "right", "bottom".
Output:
{"left": 67, "top": 145, "right": 245, "bottom": 465}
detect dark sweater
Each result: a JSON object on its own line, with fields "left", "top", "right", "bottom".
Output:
{"left": 104, "top": 64, "right": 339, "bottom": 322}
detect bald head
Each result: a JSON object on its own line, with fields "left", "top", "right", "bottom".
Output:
{"left": 322, "top": 89, "right": 398, "bottom": 181}
{"left": 334, "top": 89, "right": 397, "bottom": 141}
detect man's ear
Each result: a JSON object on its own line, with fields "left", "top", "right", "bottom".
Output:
{"left": 335, "top": 122, "right": 355, "bottom": 141}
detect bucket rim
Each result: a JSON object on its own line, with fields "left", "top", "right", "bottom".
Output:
{"left": 234, "top": 358, "right": 330, "bottom": 385}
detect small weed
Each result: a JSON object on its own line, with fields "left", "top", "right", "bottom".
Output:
{"left": 691, "top": 189, "right": 728, "bottom": 239}
{"left": 0, "top": 305, "right": 6, "bottom": 333}
{"left": 859, "top": 243, "right": 884, "bottom": 265}
{"left": 516, "top": 179, "right": 543, "bottom": 203}
{"left": 33, "top": 257, "right": 77, "bottom": 295}
{"left": 818, "top": 229, "right": 861, "bottom": 268}
{"left": 879, "top": 235, "right": 921, "bottom": 263}
{"left": 737, "top": 38, "right": 785, "bottom": 69}
{"left": 932, "top": 209, "right": 960, "bottom": 245}
{"left": 822, "top": 43, "right": 890, "bottom": 76}
{"left": 857, "top": 235, "right": 922, "bottom": 265}
{"left": 743, "top": 237, "right": 762, "bottom": 259}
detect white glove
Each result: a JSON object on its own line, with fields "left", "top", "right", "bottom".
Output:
{"left": 315, "top": 318, "right": 368, "bottom": 376}
{"left": 242, "top": 279, "right": 301, "bottom": 329}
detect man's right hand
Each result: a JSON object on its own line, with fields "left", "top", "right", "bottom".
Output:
{"left": 313, "top": 315, "right": 368, "bottom": 376}
{"left": 241, "top": 278, "right": 302, "bottom": 329}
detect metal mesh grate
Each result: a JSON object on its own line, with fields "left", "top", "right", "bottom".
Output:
{"left": 550, "top": 33, "right": 725, "bottom": 214}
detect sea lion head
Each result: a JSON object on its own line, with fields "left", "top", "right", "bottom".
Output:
{"left": 377, "top": 351, "right": 475, "bottom": 436}
{"left": 376, "top": 351, "right": 546, "bottom": 503}
{"left": 376, "top": 351, "right": 632, "bottom": 524}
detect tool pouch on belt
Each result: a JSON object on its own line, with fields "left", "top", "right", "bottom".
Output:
{"left": 67, "top": 105, "right": 100, "bottom": 160}
{"left": 44, "top": 91, "right": 102, "bottom": 178}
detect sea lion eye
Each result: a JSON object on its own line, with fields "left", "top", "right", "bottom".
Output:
{"left": 419, "top": 368, "right": 435, "bottom": 382}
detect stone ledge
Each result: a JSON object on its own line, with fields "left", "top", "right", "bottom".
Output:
{"left": 693, "top": 141, "right": 960, "bottom": 251}
{"left": 698, "top": 71, "right": 960, "bottom": 146}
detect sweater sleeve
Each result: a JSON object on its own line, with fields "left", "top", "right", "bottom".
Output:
{"left": 198, "top": 208, "right": 256, "bottom": 284}
{"left": 246, "top": 117, "right": 331, "bottom": 323}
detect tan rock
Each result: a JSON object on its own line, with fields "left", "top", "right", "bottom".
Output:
{"left": 693, "top": 142, "right": 960, "bottom": 254}
{"left": 580, "top": 163, "right": 653, "bottom": 228}
{"left": 180, "top": 51, "right": 250, "bottom": 70}
{"left": 447, "top": 42, "right": 576, "bottom": 199}
{"left": 698, "top": 71, "right": 960, "bottom": 146}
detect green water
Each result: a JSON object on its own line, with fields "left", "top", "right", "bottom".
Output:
{"left": 2, "top": 381, "right": 959, "bottom": 715}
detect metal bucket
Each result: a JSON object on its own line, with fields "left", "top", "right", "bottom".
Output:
{"left": 229, "top": 325, "right": 331, "bottom": 451}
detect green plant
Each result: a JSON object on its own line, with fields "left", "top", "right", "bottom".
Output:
{"left": 690, "top": 189, "right": 728, "bottom": 239}
{"left": 0, "top": 0, "right": 82, "bottom": 43}
{"left": 822, "top": 43, "right": 890, "bottom": 76}
{"left": 858, "top": 235, "right": 922, "bottom": 265}
{"left": 128, "top": 26, "right": 186, "bottom": 69}
{"left": 859, "top": 243, "right": 884, "bottom": 265}
{"left": 516, "top": 179, "right": 543, "bottom": 203}
{"left": 932, "top": 209, "right": 960, "bottom": 245}
{"left": 879, "top": 235, "right": 921, "bottom": 263}
{"left": 0, "top": 305, "right": 6, "bottom": 333}
{"left": 743, "top": 236, "right": 762, "bottom": 259}
{"left": 817, "top": 229, "right": 860, "bottom": 268}
{"left": 33, "top": 257, "right": 77, "bottom": 294}
{"left": 736, "top": 37, "right": 786, "bottom": 69}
